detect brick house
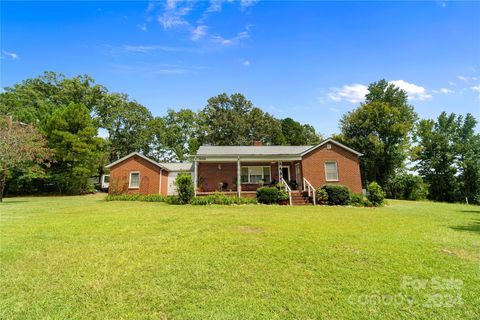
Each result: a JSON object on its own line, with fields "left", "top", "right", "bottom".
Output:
{"left": 106, "top": 138, "right": 363, "bottom": 205}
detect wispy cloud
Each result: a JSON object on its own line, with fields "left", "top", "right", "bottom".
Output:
{"left": 112, "top": 62, "right": 206, "bottom": 76}
{"left": 457, "top": 75, "right": 470, "bottom": 82}
{"left": 242, "top": 60, "right": 250, "bottom": 66}
{"left": 158, "top": 0, "right": 195, "bottom": 29}
{"left": 328, "top": 84, "right": 368, "bottom": 103}
{"left": 138, "top": 23, "right": 147, "bottom": 32}
{"left": 240, "top": 0, "right": 259, "bottom": 9}
{"left": 471, "top": 85, "right": 480, "bottom": 93}
{"left": 191, "top": 25, "right": 208, "bottom": 41}
{"left": 2, "top": 50, "right": 18, "bottom": 59}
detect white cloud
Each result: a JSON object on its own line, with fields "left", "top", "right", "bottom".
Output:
{"left": 2, "top": 50, "right": 18, "bottom": 59}
{"left": 211, "top": 28, "right": 250, "bottom": 46}
{"left": 389, "top": 80, "right": 432, "bottom": 100}
{"left": 432, "top": 87, "right": 454, "bottom": 94}
{"left": 138, "top": 23, "right": 147, "bottom": 31}
{"left": 448, "top": 81, "right": 457, "bottom": 86}
{"left": 456, "top": 75, "right": 469, "bottom": 82}
{"left": 191, "top": 25, "right": 208, "bottom": 41}
{"left": 240, "top": 0, "right": 259, "bottom": 9}
{"left": 158, "top": 0, "right": 194, "bottom": 29}
{"left": 471, "top": 85, "right": 480, "bottom": 93}
{"left": 328, "top": 84, "right": 368, "bottom": 103}
{"left": 242, "top": 60, "right": 250, "bottom": 66}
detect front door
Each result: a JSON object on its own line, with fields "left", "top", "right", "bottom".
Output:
{"left": 281, "top": 166, "right": 290, "bottom": 182}
{"left": 295, "top": 163, "right": 302, "bottom": 188}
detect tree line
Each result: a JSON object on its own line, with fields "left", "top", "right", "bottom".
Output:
{"left": 0, "top": 72, "right": 322, "bottom": 197}
{"left": 1, "top": 73, "right": 478, "bottom": 204}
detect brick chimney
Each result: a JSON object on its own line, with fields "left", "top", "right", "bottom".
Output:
{"left": 253, "top": 140, "right": 263, "bottom": 146}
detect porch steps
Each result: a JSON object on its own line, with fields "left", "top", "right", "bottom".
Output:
{"left": 290, "top": 191, "right": 313, "bottom": 206}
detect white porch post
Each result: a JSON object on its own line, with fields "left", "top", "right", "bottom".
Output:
{"left": 193, "top": 157, "right": 198, "bottom": 197}
{"left": 237, "top": 157, "right": 241, "bottom": 197}
{"left": 278, "top": 161, "right": 283, "bottom": 181}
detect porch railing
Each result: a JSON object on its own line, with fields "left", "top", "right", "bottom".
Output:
{"left": 280, "top": 177, "right": 292, "bottom": 205}
{"left": 303, "top": 178, "right": 316, "bottom": 206}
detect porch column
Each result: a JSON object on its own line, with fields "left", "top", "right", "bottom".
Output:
{"left": 237, "top": 157, "right": 241, "bottom": 197}
{"left": 193, "top": 158, "right": 198, "bottom": 197}
{"left": 278, "top": 161, "right": 283, "bottom": 181}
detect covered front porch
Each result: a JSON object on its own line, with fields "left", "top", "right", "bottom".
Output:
{"left": 193, "top": 157, "right": 304, "bottom": 196}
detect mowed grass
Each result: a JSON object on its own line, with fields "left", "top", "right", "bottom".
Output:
{"left": 1, "top": 195, "right": 479, "bottom": 319}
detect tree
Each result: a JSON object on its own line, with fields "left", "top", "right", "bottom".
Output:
{"left": 336, "top": 80, "right": 417, "bottom": 186}
{"left": 153, "top": 109, "right": 203, "bottom": 162}
{"left": 95, "top": 93, "right": 154, "bottom": 161}
{"left": 0, "top": 117, "right": 50, "bottom": 202}
{"left": 413, "top": 112, "right": 459, "bottom": 202}
{"left": 43, "top": 103, "right": 105, "bottom": 194}
{"left": 200, "top": 93, "right": 294, "bottom": 146}
{"left": 281, "top": 118, "right": 322, "bottom": 145}
{"left": 454, "top": 114, "right": 480, "bottom": 204}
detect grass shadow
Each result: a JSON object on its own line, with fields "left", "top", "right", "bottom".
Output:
{"left": 450, "top": 219, "right": 480, "bottom": 234}
{"left": 459, "top": 209, "right": 480, "bottom": 214}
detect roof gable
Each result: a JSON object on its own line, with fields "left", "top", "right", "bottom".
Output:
{"left": 105, "top": 152, "right": 193, "bottom": 171}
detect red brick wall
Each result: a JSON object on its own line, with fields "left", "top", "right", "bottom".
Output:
{"left": 198, "top": 162, "right": 283, "bottom": 192}
{"left": 109, "top": 156, "right": 161, "bottom": 195}
{"left": 301, "top": 144, "right": 362, "bottom": 194}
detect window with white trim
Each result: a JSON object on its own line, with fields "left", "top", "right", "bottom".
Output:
{"left": 129, "top": 171, "right": 140, "bottom": 188}
{"left": 324, "top": 161, "right": 339, "bottom": 181}
{"left": 240, "top": 166, "right": 271, "bottom": 184}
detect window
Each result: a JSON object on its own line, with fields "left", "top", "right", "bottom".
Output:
{"left": 129, "top": 172, "right": 140, "bottom": 189}
{"left": 324, "top": 162, "right": 338, "bottom": 181}
{"left": 240, "top": 166, "right": 271, "bottom": 184}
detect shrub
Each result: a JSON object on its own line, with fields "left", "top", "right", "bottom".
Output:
{"left": 256, "top": 187, "right": 280, "bottom": 204}
{"left": 320, "top": 184, "right": 351, "bottom": 205}
{"left": 278, "top": 190, "right": 290, "bottom": 201}
{"left": 175, "top": 173, "right": 194, "bottom": 204}
{"left": 141, "top": 194, "right": 166, "bottom": 202}
{"left": 105, "top": 194, "right": 142, "bottom": 201}
{"left": 315, "top": 189, "right": 328, "bottom": 205}
{"left": 349, "top": 193, "right": 370, "bottom": 207}
{"left": 367, "top": 181, "right": 385, "bottom": 206}
{"left": 165, "top": 195, "right": 182, "bottom": 205}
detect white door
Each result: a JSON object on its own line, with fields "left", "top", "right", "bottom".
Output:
{"left": 167, "top": 172, "right": 179, "bottom": 195}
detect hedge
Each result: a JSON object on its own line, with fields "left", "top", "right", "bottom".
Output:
{"left": 320, "top": 184, "right": 351, "bottom": 205}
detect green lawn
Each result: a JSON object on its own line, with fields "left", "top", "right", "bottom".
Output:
{"left": 1, "top": 195, "right": 479, "bottom": 319}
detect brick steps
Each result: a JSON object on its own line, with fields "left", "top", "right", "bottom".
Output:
{"left": 290, "top": 191, "right": 313, "bottom": 206}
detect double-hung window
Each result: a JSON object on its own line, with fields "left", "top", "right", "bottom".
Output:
{"left": 241, "top": 166, "right": 271, "bottom": 184}
{"left": 129, "top": 171, "right": 140, "bottom": 189}
{"left": 324, "top": 161, "right": 339, "bottom": 181}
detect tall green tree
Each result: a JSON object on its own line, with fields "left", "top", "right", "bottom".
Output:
{"left": 336, "top": 80, "right": 417, "bottom": 186}
{"left": 153, "top": 109, "right": 203, "bottom": 162}
{"left": 200, "top": 93, "right": 285, "bottom": 145}
{"left": 281, "top": 118, "right": 322, "bottom": 145}
{"left": 454, "top": 114, "right": 480, "bottom": 204}
{"left": 95, "top": 93, "right": 154, "bottom": 161}
{"left": 43, "top": 103, "right": 105, "bottom": 194}
{"left": 413, "top": 112, "right": 459, "bottom": 202}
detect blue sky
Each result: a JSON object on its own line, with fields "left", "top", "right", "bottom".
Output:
{"left": 1, "top": 1, "right": 480, "bottom": 136}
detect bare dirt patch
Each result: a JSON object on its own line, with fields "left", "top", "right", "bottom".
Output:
{"left": 239, "top": 226, "right": 263, "bottom": 234}
{"left": 441, "top": 248, "right": 480, "bottom": 261}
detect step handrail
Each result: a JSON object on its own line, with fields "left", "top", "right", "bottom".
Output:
{"left": 280, "top": 177, "right": 292, "bottom": 205}
{"left": 303, "top": 177, "right": 316, "bottom": 205}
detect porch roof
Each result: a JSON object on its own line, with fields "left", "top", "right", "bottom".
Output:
{"left": 196, "top": 145, "right": 312, "bottom": 157}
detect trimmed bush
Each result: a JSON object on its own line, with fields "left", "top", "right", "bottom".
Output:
{"left": 175, "top": 173, "right": 194, "bottom": 204}
{"left": 367, "top": 181, "right": 385, "bottom": 206}
{"left": 278, "top": 190, "right": 289, "bottom": 201}
{"left": 256, "top": 187, "right": 280, "bottom": 204}
{"left": 349, "top": 193, "right": 370, "bottom": 207}
{"left": 315, "top": 189, "right": 328, "bottom": 205}
{"left": 320, "top": 184, "right": 351, "bottom": 205}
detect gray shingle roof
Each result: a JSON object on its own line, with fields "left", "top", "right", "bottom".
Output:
{"left": 196, "top": 145, "right": 312, "bottom": 156}
{"left": 159, "top": 162, "right": 193, "bottom": 171}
